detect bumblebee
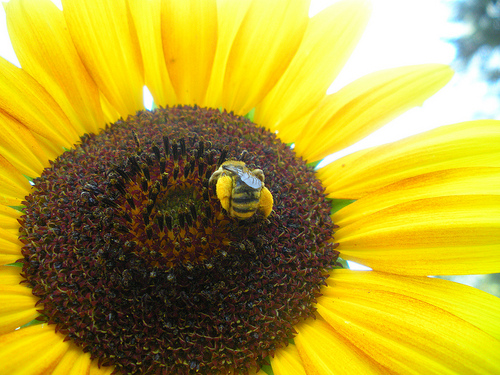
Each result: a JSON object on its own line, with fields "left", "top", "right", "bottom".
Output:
{"left": 209, "top": 161, "right": 273, "bottom": 220}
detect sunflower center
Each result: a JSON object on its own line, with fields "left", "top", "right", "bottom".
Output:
{"left": 18, "top": 105, "right": 339, "bottom": 375}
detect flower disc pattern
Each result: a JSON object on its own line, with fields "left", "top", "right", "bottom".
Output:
{"left": 18, "top": 106, "right": 338, "bottom": 374}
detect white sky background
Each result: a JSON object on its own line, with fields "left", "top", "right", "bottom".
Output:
{"left": 310, "top": 0, "right": 500, "bottom": 167}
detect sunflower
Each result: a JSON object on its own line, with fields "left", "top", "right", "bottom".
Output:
{"left": 1, "top": 0, "right": 499, "bottom": 374}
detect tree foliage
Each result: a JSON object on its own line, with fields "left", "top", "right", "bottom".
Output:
{"left": 449, "top": 0, "right": 500, "bottom": 81}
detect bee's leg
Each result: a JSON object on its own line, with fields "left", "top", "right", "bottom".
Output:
{"left": 239, "top": 150, "right": 249, "bottom": 161}
{"left": 208, "top": 168, "right": 222, "bottom": 185}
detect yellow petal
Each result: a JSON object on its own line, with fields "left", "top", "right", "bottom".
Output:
{"left": 0, "top": 203, "right": 22, "bottom": 232}
{"left": 0, "top": 266, "right": 38, "bottom": 334}
{"left": 294, "top": 318, "right": 385, "bottom": 374}
{"left": 0, "top": 113, "right": 51, "bottom": 178}
{"left": 99, "top": 92, "right": 122, "bottom": 125}
{"left": 62, "top": 0, "right": 144, "bottom": 118}
{"left": 32, "top": 132, "right": 65, "bottom": 162}
{"left": 318, "top": 120, "right": 500, "bottom": 199}
{"left": 161, "top": 0, "right": 218, "bottom": 105}
{"left": 334, "top": 167, "right": 500, "bottom": 227}
{"left": 203, "top": 0, "right": 253, "bottom": 108}
{"left": 0, "top": 224, "right": 23, "bottom": 266}
{"left": 5, "top": 0, "right": 103, "bottom": 135}
{"left": 0, "top": 325, "right": 108, "bottom": 374}
{"left": 221, "top": 0, "right": 310, "bottom": 116}
{"left": 254, "top": 0, "right": 371, "bottom": 135}
{"left": 0, "top": 156, "right": 31, "bottom": 206}
{"left": 129, "top": 0, "right": 177, "bottom": 107}
{"left": 335, "top": 195, "right": 500, "bottom": 275}
{"left": 318, "top": 270, "right": 500, "bottom": 374}
{"left": 0, "top": 269, "right": 113, "bottom": 375}
{"left": 0, "top": 265, "right": 25, "bottom": 286}
{"left": 89, "top": 362, "right": 115, "bottom": 375}
{"left": 271, "top": 343, "right": 306, "bottom": 375}
{"left": 294, "top": 64, "right": 453, "bottom": 161}
{"left": 0, "top": 324, "right": 70, "bottom": 374}
{"left": 0, "top": 283, "right": 38, "bottom": 334}
{"left": 52, "top": 347, "right": 106, "bottom": 375}
{"left": 0, "top": 57, "right": 79, "bottom": 149}
{"left": 325, "top": 270, "right": 500, "bottom": 341}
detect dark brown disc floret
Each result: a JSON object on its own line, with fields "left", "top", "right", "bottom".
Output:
{"left": 18, "top": 105, "right": 339, "bottom": 375}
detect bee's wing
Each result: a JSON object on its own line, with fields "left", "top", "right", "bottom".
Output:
{"left": 223, "top": 165, "right": 262, "bottom": 189}
{"left": 240, "top": 173, "right": 263, "bottom": 189}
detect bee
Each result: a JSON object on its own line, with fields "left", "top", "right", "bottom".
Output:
{"left": 209, "top": 161, "right": 273, "bottom": 220}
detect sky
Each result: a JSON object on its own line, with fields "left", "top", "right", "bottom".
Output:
{"left": 310, "top": 0, "right": 499, "bottom": 166}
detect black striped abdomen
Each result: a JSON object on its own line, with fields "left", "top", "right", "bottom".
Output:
{"left": 230, "top": 182, "right": 261, "bottom": 219}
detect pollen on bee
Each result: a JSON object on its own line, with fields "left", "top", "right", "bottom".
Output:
{"left": 211, "top": 160, "right": 272, "bottom": 220}
{"left": 215, "top": 175, "right": 233, "bottom": 212}
{"left": 259, "top": 187, "right": 274, "bottom": 218}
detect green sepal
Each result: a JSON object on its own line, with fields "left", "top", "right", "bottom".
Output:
{"left": 9, "top": 205, "right": 25, "bottom": 213}
{"left": 307, "top": 160, "right": 321, "bottom": 169}
{"left": 19, "top": 317, "right": 46, "bottom": 329}
{"left": 23, "top": 175, "right": 34, "bottom": 183}
{"left": 261, "top": 364, "right": 274, "bottom": 375}
{"left": 244, "top": 108, "right": 255, "bottom": 122}
{"left": 328, "top": 198, "right": 356, "bottom": 214}
{"left": 5, "top": 262, "right": 23, "bottom": 267}
{"left": 333, "top": 257, "right": 350, "bottom": 269}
